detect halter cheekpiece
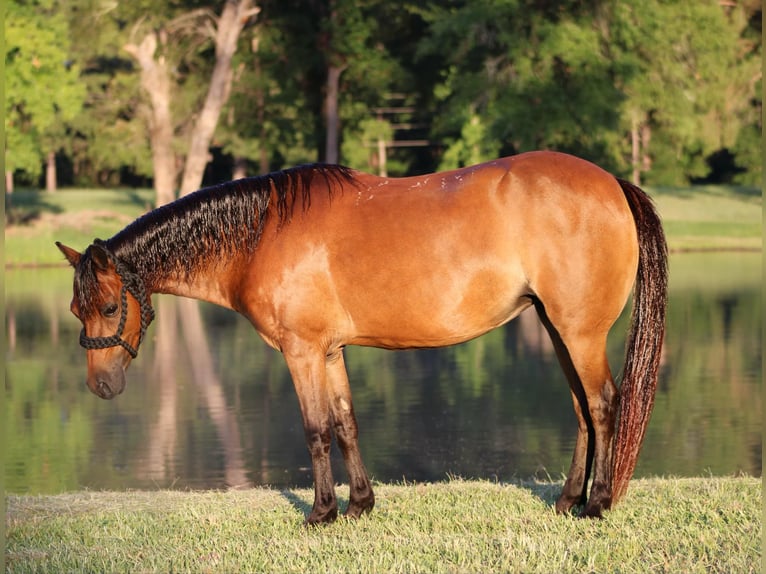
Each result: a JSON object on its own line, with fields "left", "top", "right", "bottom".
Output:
{"left": 79, "top": 240, "right": 155, "bottom": 358}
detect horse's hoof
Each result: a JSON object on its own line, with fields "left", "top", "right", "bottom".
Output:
{"left": 304, "top": 507, "right": 338, "bottom": 526}
{"left": 555, "top": 494, "right": 584, "bottom": 514}
{"left": 343, "top": 500, "right": 375, "bottom": 519}
{"left": 579, "top": 505, "right": 605, "bottom": 519}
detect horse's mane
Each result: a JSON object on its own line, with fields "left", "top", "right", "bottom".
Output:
{"left": 75, "top": 164, "right": 354, "bottom": 310}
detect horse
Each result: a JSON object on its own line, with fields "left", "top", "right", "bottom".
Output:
{"left": 57, "top": 151, "right": 667, "bottom": 523}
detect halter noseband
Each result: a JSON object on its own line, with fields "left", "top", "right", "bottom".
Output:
{"left": 79, "top": 241, "right": 155, "bottom": 359}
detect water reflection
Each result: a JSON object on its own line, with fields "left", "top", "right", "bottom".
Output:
{"left": 5, "top": 252, "right": 762, "bottom": 494}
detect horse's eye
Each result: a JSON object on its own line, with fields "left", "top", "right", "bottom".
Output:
{"left": 102, "top": 303, "right": 119, "bottom": 318}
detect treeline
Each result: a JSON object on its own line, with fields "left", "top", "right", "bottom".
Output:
{"left": 5, "top": 0, "right": 762, "bottom": 202}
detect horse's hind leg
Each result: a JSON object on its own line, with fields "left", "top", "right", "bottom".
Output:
{"left": 326, "top": 351, "right": 375, "bottom": 518}
{"left": 534, "top": 299, "right": 618, "bottom": 518}
{"left": 535, "top": 301, "right": 591, "bottom": 512}
{"left": 560, "top": 390, "right": 593, "bottom": 512}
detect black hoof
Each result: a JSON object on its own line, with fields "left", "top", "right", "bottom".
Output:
{"left": 304, "top": 506, "right": 338, "bottom": 526}
{"left": 343, "top": 496, "right": 375, "bottom": 519}
{"left": 579, "top": 504, "right": 605, "bottom": 519}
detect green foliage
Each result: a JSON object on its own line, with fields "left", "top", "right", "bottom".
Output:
{"left": 419, "top": 0, "right": 761, "bottom": 184}
{"left": 5, "top": 0, "right": 86, "bottom": 179}
{"left": 438, "top": 111, "right": 500, "bottom": 170}
{"left": 341, "top": 117, "right": 393, "bottom": 171}
{"left": 218, "top": 20, "right": 318, "bottom": 171}
{"left": 612, "top": 0, "right": 760, "bottom": 184}
{"left": 731, "top": 124, "right": 762, "bottom": 186}
{"left": 3, "top": 0, "right": 761, "bottom": 187}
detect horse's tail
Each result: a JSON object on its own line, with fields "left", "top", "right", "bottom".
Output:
{"left": 612, "top": 178, "right": 668, "bottom": 503}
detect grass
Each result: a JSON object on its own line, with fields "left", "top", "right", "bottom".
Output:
{"left": 4, "top": 188, "right": 154, "bottom": 267}
{"left": 5, "top": 477, "right": 761, "bottom": 573}
{"left": 3, "top": 183, "right": 762, "bottom": 267}
{"left": 650, "top": 184, "right": 762, "bottom": 251}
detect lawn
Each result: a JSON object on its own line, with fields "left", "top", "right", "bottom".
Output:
{"left": 5, "top": 477, "right": 761, "bottom": 574}
{"left": 4, "top": 188, "right": 154, "bottom": 267}
{"left": 651, "top": 184, "right": 762, "bottom": 251}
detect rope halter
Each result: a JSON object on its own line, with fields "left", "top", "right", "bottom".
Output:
{"left": 79, "top": 240, "right": 155, "bottom": 359}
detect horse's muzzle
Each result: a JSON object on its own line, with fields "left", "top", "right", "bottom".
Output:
{"left": 88, "top": 369, "right": 126, "bottom": 400}
{"left": 96, "top": 380, "right": 117, "bottom": 400}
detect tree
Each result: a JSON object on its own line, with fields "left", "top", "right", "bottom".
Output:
{"left": 417, "top": 0, "right": 761, "bottom": 185}
{"left": 5, "top": 0, "right": 85, "bottom": 192}
{"left": 223, "top": 0, "right": 403, "bottom": 171}
{"left": 318, "top": 0, "right": 400, "bottom": 163}
{"left": 728, "top": 0, "right": 762, "bottom": 186}
{"left": 611, "top": 0, "right": 761, "bottom": 185}
{"left": 122, "top": 28, "right": 177, "bottom": 205}
{"left": 6, "top": 0, "right": 760, "bottom": 189}
{"left": 217, "top": 22, "right": 317, "bottom": 175}
{"left": 121, "top": 1, "right": 259, "bottom": 203}
{"left": 178, "top": 1, "right": 261, "bottom": 196}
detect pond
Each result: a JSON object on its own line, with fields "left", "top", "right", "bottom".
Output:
{"left": 5, "top": 252, "right": 762, "bottom": 494}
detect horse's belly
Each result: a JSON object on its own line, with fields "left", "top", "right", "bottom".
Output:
{"left": 344, "top": 264, "right": 533, "bottom": 349}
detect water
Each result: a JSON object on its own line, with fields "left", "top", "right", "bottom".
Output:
{"left": 5, "top": 252, "right": 761, "bottom": 494}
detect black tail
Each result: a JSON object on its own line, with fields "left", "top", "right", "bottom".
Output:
{"left": 612, "top": 178, "right": 669, "bottom": 502}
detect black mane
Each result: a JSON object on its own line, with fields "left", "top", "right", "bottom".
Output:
{"left": 75, "top": 164, "right": 354, "bottom": 311}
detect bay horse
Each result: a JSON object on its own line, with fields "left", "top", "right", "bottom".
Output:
{"left": 57, "top": 151, "right": 667, "bottom": 523}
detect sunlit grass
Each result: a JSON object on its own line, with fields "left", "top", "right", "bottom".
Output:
{"left": 649, "top": 184, "right": 761, "bottom": 251}
{"left": 5, "top": 189, "right": 153, "bottom": 267}
{"left": 6, "top": 477, "right": 761, "bottom": 574}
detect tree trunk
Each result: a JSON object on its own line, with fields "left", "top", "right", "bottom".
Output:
{"left": 45, "top": 150, "right": 57, "bottom": 192}
{"left": 631, "top": 115, "right": 641, "bottom": 186}
{"left": 630, "top": 112, "right": 652, "bottom": 186}
{"left": 5, "top": 171, "right": 14, "bottom": 194}
{"left": 179, "top": 1, "right": 260, "bottom": 196}
{"left": 233, "top": 157, "right": 247, "bottom": 180}
{"left": 377, "top": 137, "right": 387, "bottom": 177}
{"left": 124, "top": 32, "right": 177, "bottom": 207}
{"left": 641, "top": 123, "right": 652, "bottom": 174}
{"left": 324, "top": 65, "right": 344, "bottom": 164}
{"left": 253, "top": 36, "right": 269, "bottom": 175}
{"left": 7, "top": 309, "right": 16, "bottom": 353}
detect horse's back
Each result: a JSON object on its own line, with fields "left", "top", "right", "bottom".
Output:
{"left": 243, "top": 152, "right": 639, "bottom": 351}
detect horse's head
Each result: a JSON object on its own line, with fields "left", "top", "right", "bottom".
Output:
{"left": 56, "top": 241, "right": 154, "bottom": 400}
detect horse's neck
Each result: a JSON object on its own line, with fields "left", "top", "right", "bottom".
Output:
{"left": 144, "top": 261, "right": 240, "bottom": 311}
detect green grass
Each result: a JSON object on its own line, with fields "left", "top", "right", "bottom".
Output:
{"left": 650, "top": 184, "right": 762, "bottom": 251}
{"left": 4, "top": 188, "right": 154, "bottom": 267}
{"left": 6, "top": 477, "right": 761, "bottom": 573}
{"left": 3, "top": 183, "right": 761, "bottom": 267}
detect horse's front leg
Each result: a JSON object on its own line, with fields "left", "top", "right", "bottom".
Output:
{"left": 283, "top": 343, "right": 338, "bottom": 525}
{"left": 326, "top": 350, "right": 375, "bottom": 518}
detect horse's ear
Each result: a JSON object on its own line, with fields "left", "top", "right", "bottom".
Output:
{"left": 56, "top": 242, "right": 81, "bottom": 267}
{"left": 89, "top": 242, "right": 113, "bottom": 272}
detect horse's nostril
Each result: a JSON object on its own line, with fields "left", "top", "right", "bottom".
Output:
{"left": 97, "top": 380, "right": 114, "bottom": 399}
